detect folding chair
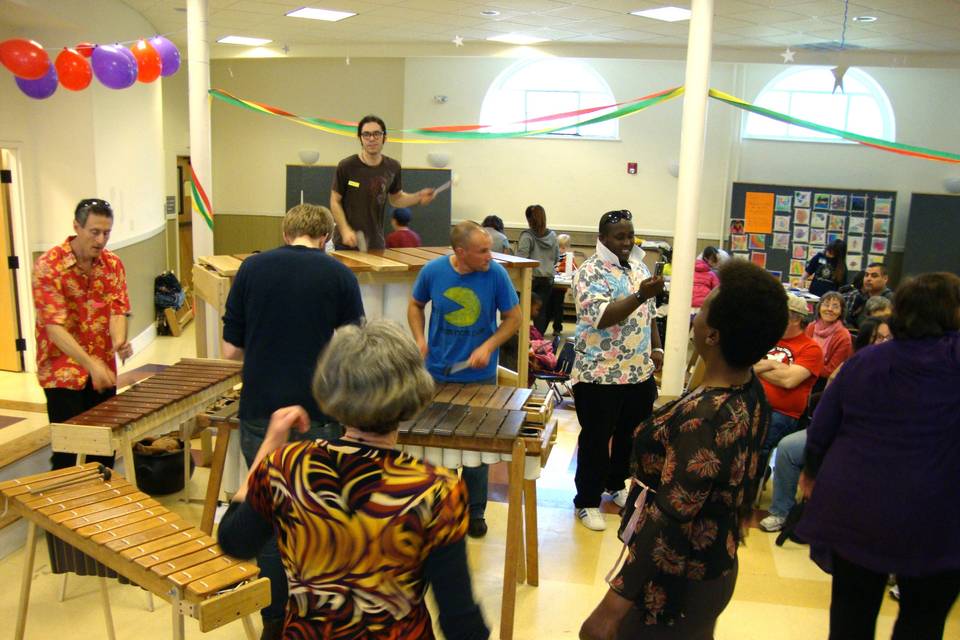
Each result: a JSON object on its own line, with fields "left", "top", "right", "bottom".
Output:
{"left": 530, "top": 338, "right": 575, "bottom": 404}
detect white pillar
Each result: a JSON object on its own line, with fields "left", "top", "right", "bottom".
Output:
{"left": 187, "top": 0, "right": 219, "bottom": 357}
{"left": 661, "top": 0, "right": 714, "bottom": 397}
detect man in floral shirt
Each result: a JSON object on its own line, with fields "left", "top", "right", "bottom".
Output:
{"left": 570, "top": 210, "right": 664, "bottom": 531}
{"left": 33, "top": 198, "right": 131, "bottom": 469}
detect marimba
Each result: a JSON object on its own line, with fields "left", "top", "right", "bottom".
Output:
{"left": 0, "top": 464, "right": 269, "bottom": 639}
{"left": 398, "top": 383, "right": 556, "bottom": 640}
{"left": 50, "top": 359, "right": 242, "bottom": 490}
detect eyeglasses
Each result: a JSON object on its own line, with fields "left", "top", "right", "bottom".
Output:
{"left": 360, "top": 131, "right": 384, "bottom": 140}
{"left": 873, "top": 333, "right": 892, "bottom": 344}
{"left": 600, "top": 210, "right": 632, "bottom": 225}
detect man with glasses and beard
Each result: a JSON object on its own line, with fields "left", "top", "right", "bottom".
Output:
{"left": 330, "top": 114, "right": 437, "bottom": 250}
{"left": 32, "top": 198, "right": 131, "bottom": 469}
{"left": 570, "top": 210, "right": 665, "bottom": 532}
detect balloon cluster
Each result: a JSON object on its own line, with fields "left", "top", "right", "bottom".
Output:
{"left": 0, "top": 37, "right": 181, "bottom": 100}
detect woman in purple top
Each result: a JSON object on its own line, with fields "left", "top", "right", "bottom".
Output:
{"left": 796, "top": 272, "right": 960, "bottom": 640}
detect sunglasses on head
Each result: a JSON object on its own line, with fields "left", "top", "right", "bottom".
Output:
{"left": 601, "top": 210, "right": 632, "bottom": 225}
{"left": 76, "top": 198, "right": 113, "bottom": 215}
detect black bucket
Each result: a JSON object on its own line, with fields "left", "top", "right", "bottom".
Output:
{"left": 133, "top": 439, "right": 195, "bottom": 495}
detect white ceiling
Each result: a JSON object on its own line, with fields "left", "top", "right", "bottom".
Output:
{"left": 114, "top": 0, "right": 960, "bottom": 57}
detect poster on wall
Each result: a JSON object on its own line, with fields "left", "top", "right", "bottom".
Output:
{"left": 744, "top": 192, "right": 775, "bottom": 233}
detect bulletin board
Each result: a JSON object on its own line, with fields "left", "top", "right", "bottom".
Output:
{"left": 285, "top": 165, "right": 453, "bottom": 247}
{"left": 902, "top": 193, "right": 960, "bottom": 277}
{"left": 729, "top": 182, "right": 897, "bottom": 288}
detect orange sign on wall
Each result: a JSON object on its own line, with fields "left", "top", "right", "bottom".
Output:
{"left": 744, "top": 191, "right": 774, "bottom": 234}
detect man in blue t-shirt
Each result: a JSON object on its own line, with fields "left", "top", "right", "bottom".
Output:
{"left": 222, "top": 203, "right": 364, "bottom": 638}
{"left": 408, "top": 220, "right": 521, "bottom": 537}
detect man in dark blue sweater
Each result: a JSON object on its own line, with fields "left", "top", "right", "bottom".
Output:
{"left": 222, "top": 203, "right": 364, "bottom": 639}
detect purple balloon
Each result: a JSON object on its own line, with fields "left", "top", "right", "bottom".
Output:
{"left": 92, "top": 44, "right": 137, "bottom": 89}
{"left": 15, "top": 62, "right": 57, "bottom": 99}
{"left": 150, "top": 36, "right": 180, "bottom": 77}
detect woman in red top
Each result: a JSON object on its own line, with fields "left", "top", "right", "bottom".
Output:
{"left": 804, "top": 291, "right": 853, "bottom": 389}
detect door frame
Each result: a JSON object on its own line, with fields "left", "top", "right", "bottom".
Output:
{"left": 0, "top": 146, "right": 36, "bottom": 373}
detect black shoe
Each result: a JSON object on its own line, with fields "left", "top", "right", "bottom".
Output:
{"left": 468, "top": 518, "right": 488, "bottom": 538}
{"left": 260, "top": 618, "right": 284, "bottom": 640}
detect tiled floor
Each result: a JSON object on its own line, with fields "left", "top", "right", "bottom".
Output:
{"left": 0, "top": 323, "right": 957, "bottom": 639}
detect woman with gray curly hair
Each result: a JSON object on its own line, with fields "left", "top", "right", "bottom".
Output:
{"left": 219, "top": 320, "right": 489, "bottom": 640}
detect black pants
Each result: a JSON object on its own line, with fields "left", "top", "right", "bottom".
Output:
{"left": 546, "top": 285, "right": 566, "bottom": 334}
{"left": 830, "top": 553, "right": 960, "bottom": 640}
{"left": 572, "top": 377, "right": 657, "bottom": 509}
{"left": 45, "top": 380, "right": 117, "bottom": 470}
{"left": 531, "top": 276, "right": 554, "bottom": 334}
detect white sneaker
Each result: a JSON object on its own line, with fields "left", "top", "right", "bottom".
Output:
{"left": 576, "top": 507, "right": 607, "bottom": 531}
{"left": 605, "top": 488, "right": 629, "bottom": 509}
{"left": 759, "top": 514, "right": 786, "bottom": 532}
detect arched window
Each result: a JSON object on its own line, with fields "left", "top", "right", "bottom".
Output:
{"left": 479, "top": 59, "right": 618, "bottom": 139}
{"left": 743, "top": 66, "right": 895, "bottom": 143}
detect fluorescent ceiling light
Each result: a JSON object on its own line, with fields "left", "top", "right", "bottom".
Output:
{"left": 486, "top": 33, "right": 549, "bottom": 45}
{"left": 852, "top": 15, "right": 878, "bottom": 23}
{"left": 630, "top": 6, "right": 692, "bottom": 22}
{"left": 218, "top": 35, "right": 273, "bottom": 46}
{"left": 286, "top": 7, "right": 356, "bottom": 21}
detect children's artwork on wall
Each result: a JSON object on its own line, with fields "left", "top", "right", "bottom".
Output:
{"left": 809, "top": 244, "right": 825, "bottom": 256}
{"left": 872, "top": 218, "right": 890, "bottom": 235}
{"left": 789, "top": 276, "right": 805, "bottom": 289}
{"left": 775, "top": 195, "right": 793, "bottom": 212}
{"left": 794, "top": 208, "right": 810, "bottom": 225}
{"left": 729, "top": 219, "right": 744, "bottom": 235}
{"left": 848, "top": 216, "right": 866, "bottom": 234}
{"left": 768, "top": 270, "right": 782, "bottom": 280}
{"left": 814, "top": 193, "right": 831, "bottom": 209}
{"left": 731, "top": 234, "right": 748, "bottom": 251}
{"left": 871, "top": 237, "right": 889, "bottom": 254}
{"left": 789, "top": 259, "right": 806, "bottom": 276}
{"left": 827, "top": 231, "right": 844, "bottom": 244}
{"left": 751, "top": 252, "right": 767, "bottom": 268}
{"left": 874, "top": 197, "right": 892, "bottom": 215}
{"left": 810, "top": 228, "right": 827, "bottom": 245}
{"left": 848, "top": 236, "right": 864, "bottom": 253}
{"left": 774, "top": 215, "right": 791, "bottom": 232}
{"left": 828, "top": 214, "right": 845, "bottom": 231}
{"left": 733, "top": 252, "right": 749, "bottom": 261}
{"left": 792, "top": 244, "right": 808, "bottom": 260}
{"left": 749, "top": 234, "right": 766, "bottom": 250}
{"left": 868, "top": 254, "right": 885, "bottom": 264}
{"left": 846, "top": 254, "right": 863, "bottom": 272}
{"left": 793, "top": 225, "right": 809, "bottom": 242}
{"left": 794, "top": 191, "right": 811, "bottom": 207}
{"left": 850, "top": 195, "right": 867, "bottom": 212}
{"left": 811, "top": 211, "right": 827, "bottom": 228}
{"left": 830, "top": 194, "right": 848, "bottom": 211}
{"left": 772, "top": 232, "right": 790, "bottom": 250}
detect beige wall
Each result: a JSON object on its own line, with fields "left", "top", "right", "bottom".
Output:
{"left": 213, "top": 215, "right": 283, "bottom": 255}
{"left": 113, "top": 231, "right": 167, "bottom": 338}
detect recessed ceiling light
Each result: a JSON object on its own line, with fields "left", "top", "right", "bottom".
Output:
{"left": 217, "top": 35, "right": 273, "bottom": 46}
{"left": 286, "top": 7, "right": 356, "bottom": 22}
{"left": 486, "top": 33, "right": 548, "bottom": 45}
{"left": 852, "top": 15, "right": 878, "bottom": 23}
{"left": 480, "top": 10, "right": 500, "bottom": 16}
{"left": 630, "top": 6, "right": 692, "bottom": 22}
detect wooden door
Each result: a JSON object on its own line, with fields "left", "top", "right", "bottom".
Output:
{"left": 177, "top": 156, "right": 194, "bottom": 291}
{"left": 0, "top": 155, "right": 24, "bottom": 371}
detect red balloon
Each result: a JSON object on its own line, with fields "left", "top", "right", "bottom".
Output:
{"left": 131, "top": 40, "right": 161, "bottom": 83}
{"left": 55, "top": 48, "right": 92, "bottom": 91}
{"left": 0, "top": 39, "right": 50, "bottom": 80}
{"left": 75, "top": 42, "right": 96, "bottom": 58}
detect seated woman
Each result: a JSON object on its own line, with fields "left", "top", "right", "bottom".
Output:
{"left": 804, "top": 291, "right": 854, "bottom": 390}
{"left": 691, "top": 246, "right": 721, "bottom": 309}
{"left": 863, "top": 294, "right": 892, "bottom": 321}
{"left": 218, "top": 320, "right": 489, "bottom": 640}
{"left": 580, "top": 260, "right": 788, "bottom": 640}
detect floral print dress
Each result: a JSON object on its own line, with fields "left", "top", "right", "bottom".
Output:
{"left": 610, "top": 376, "right": 769, "bottom": 625}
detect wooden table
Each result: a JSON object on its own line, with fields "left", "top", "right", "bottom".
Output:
{"left": 192, "top": 248, "right": 538, "bottom": 387}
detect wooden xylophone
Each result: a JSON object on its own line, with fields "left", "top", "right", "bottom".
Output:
{"left": 1, "top": 463, "right": 269, "bottom": 640}
{"left": 50, "top": 358, "right": 242, "bottom": 491}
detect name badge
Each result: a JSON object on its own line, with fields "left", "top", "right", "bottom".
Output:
{"left": 347, "top": 180, "right": 360, "bottom": 188}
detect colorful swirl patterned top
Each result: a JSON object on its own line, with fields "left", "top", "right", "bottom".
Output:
{"left": 247, "top": 439, "right": 468, "bottom": 639}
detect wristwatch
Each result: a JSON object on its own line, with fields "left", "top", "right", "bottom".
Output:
{"left": 652, "top": 348, "right": 665, "bottom": 355}
{"left": 634, "top": 290, "right": 645, "bottom": 302}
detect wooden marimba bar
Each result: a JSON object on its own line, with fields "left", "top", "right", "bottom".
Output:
{"left": 1, "top": 464, "right": 269, "bottom": 639}
{"left": 397, "top": 383, "right": 556, "bottom": 640}
{"left": 50, "top": 359, "right": 242, "bottom": 490}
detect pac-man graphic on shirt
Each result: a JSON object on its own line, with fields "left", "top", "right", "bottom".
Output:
{"left": 443, "top": 286, "right": 481, "bottom": 327}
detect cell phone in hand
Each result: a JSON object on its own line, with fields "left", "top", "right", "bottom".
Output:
{"left": 654, "top": 261, "right": 665, "bottom": 277}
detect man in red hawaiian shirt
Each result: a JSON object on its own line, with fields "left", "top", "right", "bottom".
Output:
{"left": 33, "top": 198, "right": 132, "bottom": 469}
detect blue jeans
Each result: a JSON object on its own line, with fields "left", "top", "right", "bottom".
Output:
{"left": 431, "top": 374, "right": 495, "bottom": 521}
{"left": 763, "top": 410, "right": 799, "bottom": 458}
{"left": 239, "top": 418, "right": 343, "bottom": 622}
{"left": 770, "top": 429, "right": 806, "bottom": 517}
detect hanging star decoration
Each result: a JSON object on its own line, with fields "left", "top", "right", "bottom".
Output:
{"left": 452, "top": 35, "right": 464, "bottom": 47}
{"left": 780, "top": 47, "right": 795, "bottom": 63}
{"left": 345, "top": 57, "right": 350, "bottom": 65}
{"left": 282, "top": 44, "right": 290, "bottom": 54}
{"left": 831, "top": 65, "right": 849, "bottom": 94}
